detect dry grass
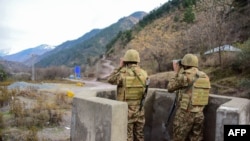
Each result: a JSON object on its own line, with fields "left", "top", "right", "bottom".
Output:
{"left": 0, "top": 84, "right": 73, "bottom": 140}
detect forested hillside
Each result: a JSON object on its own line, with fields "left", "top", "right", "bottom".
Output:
{"left": 36, "top": 12, "right": 147, "bottom": 67}
{"left": 105, "top": 0, "right": 250, "bottom": 98}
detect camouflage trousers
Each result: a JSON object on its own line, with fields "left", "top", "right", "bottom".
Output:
{"left": 173, "top": 108, "right": 204, "bottom": 141}
{"left": 127, "top": 105, "right": 145, "bottom": 141}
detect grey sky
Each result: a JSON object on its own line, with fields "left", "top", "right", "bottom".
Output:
{"left": 0, "top": 0, "right": 167, "bottom": 55}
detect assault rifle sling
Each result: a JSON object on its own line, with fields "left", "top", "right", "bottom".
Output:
{"left": 131, "top": 69, "right": 149, "bottom": 111}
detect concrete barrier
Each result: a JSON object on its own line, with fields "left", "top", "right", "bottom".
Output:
{"left": 214, "top": 95, "right": 250, "bottom": 141}
{"left": 70, "top": 88, "right": 250, "bottom": 141}
{"left": 203, "top": 95, "right": 231, "bottom": 141}
{"left": 70, "top": 96, "right": 127, "bottom": 141}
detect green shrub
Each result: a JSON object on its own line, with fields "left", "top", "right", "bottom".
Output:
{"left": 183, "top": 6, "right": 195, "bottom": 23}
{"left": 0, "top": 69, "right": 7, "bottom": 82}
{"left": 234, "top": 39, "right": 250, "bottom": 75}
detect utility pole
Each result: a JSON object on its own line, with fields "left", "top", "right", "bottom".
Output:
{"left": 31, "top": 54, "right": 35, "bottom": 81}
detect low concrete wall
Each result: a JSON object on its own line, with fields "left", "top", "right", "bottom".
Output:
{"left": 144, "top": 89, "right": 176, "bottom": 141}
{"left": 70, "top": 88, "right": 250, "bottom": 141}
{"left": 70, "top": 96, "right": 127, "bottom": 141}
{"left": 215, "top": 95, "right": 250, "bottom": 141}
{"left": 203, "top": 95, "right": 231, "bottom": 141}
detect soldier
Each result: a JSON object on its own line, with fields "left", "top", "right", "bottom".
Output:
{"left": 167, "top": 54, "right": 211, "bottom": 141}
{"left": 107, "top": 49, "right": 148, "bottom": 141}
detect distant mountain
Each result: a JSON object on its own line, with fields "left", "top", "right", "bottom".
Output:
{"left": 3, "top": 44, "right": 55, "bottom": 65}
{"left": 0, "top": 60, "right": 30, "bottom": 73}
{"left": 36, "top": 29, "right": 101, "bottom": 63}
{"left": 0, "top": 49, "right": 9, "bottom": 56}
{"left": 36, "top": 11, "right": 147, "bottom": 67}
{"left": 130, "top": 11, "right": 148, "bottom": 19}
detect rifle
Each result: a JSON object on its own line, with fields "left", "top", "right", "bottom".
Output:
{"left": 139, "top": 77, "right": 150, "bottom": 111}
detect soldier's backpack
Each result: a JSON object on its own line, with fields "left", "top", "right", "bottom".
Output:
{"left": 121, "top": 67, "right": 146, "bottom": 105}
{"left": 180, "top": 70, "right": 211, "bottom": 110}
{"left": 191, "top": 71, "right": 211, "bottom": 106}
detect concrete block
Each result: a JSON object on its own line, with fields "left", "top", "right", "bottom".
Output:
{"left": 73, "top": 87, "right": 116, "bottom": 100}
{"left": 96, "top": 89, "right": 116, "bottom": 100}
{"left": 70, "top": 97, "right": 127, "bottom": 141}
{"left": 70, "top": 87, "right": 250, "bottom": 141}
{"left": 215, "top": 96, "right": 250, "bottom": 141}
{"left": 203, "top": 94, "right": 231, "bottom": 141}
{"left": 144, "top": 89, "right": 176, "bottom": 141}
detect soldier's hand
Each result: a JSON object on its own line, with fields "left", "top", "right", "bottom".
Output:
{"left": 119, "top": 58, "right": 124, "bottom": 67}
{"left": 173, "top": 60, "right": 180, "bottom": 73}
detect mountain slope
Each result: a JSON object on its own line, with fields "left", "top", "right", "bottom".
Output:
{"left": 36, "top": 11, "right": 147, "bottom": 67}
{"left": 0, "top": 60, "right": 30, "bottom": 73}
{"left": 0, "top": 49, "right": 9, "bottom": 57}
{"left": 106, "top": 0, "right": 250, "bottom": 74}
{"left": 3, "top": 44, "right": 55, "bottom": 64}
{"left": 36, "top": 29, "right": 101, "bottom": 63}
{"left": 104, "top": 0, "right": 250, "bottom": 98}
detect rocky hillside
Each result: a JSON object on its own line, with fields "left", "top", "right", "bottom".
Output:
{"left": 0, "top": 60, "right": 29, "bottom": 73}
{"left": 105, "top": 0, "right": 250, "bottom": 98}
{"left": 107, "top": 0, "right": 249, "bottom": 72}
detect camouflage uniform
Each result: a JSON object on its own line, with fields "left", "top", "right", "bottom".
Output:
{"left": 167, "top": 54, "right": 210, "bottom": 141}
{"left": 108, "top": 49, "right": 148, "bottom": 141}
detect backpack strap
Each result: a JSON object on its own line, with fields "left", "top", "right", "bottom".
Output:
{"left": 187, "top": 73, "right": 199, "bottom": 90}
{"left": 131, "top": 68, "right": 146, "bottom": 88}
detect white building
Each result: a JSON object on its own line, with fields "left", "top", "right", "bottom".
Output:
{"left": 204, "top": 45, "right": 242, "bottom": 55}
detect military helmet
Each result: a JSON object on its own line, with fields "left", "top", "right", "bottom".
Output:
{"left": 123, "top": 49, "right": 140, "bottom": 62}
{"left": 181, "top": 54, "right": 198, "bottom": 67}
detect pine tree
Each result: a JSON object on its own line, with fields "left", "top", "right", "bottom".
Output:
{"left": 183, "top": 6, "right": 195, "bottom": 23}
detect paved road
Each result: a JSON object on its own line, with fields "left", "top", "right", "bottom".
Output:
{"left": 8, "top": 79, "right": 116, "bottom": 97}
{"left": 68, "top": 79, "right": 116, "bottom": 97}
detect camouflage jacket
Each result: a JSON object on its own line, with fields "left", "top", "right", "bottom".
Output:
{"left": 167, "top": 67, "right": 209, "bottom": 112}
{"left": 107, "top": 64, "right": 148, "bottom": 104}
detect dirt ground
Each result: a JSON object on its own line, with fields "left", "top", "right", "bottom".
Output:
{"left": 37, "top": 80, "right": 114, "bottom": 140}
{"left": 37, "top": 111, "right": 72, "bottom": 141}
{"left": 1, "top": 80, "right": 114, "bottom": 141}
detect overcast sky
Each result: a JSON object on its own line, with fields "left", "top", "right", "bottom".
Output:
{"left": 0, "top": 0, "right": 167, "bottom": 55}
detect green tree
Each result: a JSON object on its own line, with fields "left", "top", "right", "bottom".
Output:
{"left": 183, "top": 0, "right": 197, "bottom": 8}
{"left": 0, "top": 69, "right": 7, "bottom": 82}
{"left": 235, "top": 39, "right": 250, "bottom": 74}
{"left": 183, "top": 6, "right": 195, "bottom": 23}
